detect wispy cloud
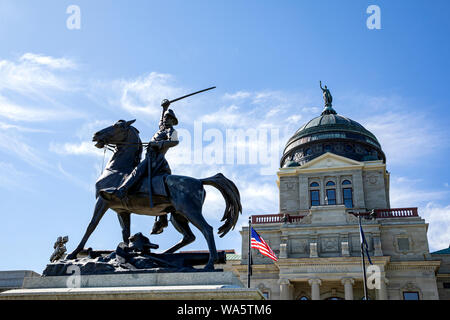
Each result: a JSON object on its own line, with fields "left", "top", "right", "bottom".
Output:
{"left": 114, "top": 72, "right": 185, "bottom": 120}
{"left": 0, "top": 95, "right": 83, "bottom": 122}
{"left": 0, "top": 53, "right": 85, "bottom": 124}
{"left": 49, "top": 141, "right": 104, "bottom": 157}
{"left": 389, "top": 175, "right": 450, "bottom": 251}
{"left": 363, "top": 111, "right": 441, "bottom": 165}
{"left": 0, "top": 161, "right": 34, "bottom": 192}
{"left": 0, "top": 54, "right": 76, "bottom": 94}
{"left": 389, "top": 176, "right": 448, "bottom": 208}
{"left": 19, "top": 53, "right": 77, "bottom": 70}
{"left": 421, "top": 203, "right": 450, "bottom": 251}
{"left": 0, "top": 129, "right": 51, "bottom": 173}
{"left": 0, "top": 120, "right": 53, "bottom": 133}
{"left": 57, "top": 163, "right": 93, "bottom": 191}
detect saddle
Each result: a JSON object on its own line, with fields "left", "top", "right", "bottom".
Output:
{"left": 99, "top": 174, "right": 170, "bottom": 204}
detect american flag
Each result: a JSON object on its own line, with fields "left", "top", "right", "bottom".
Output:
{"left": 251, "top": 227, "right": 278, "bottom": 262}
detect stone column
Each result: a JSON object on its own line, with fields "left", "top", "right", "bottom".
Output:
{"left": 308, "top": 278, "right": 322, "bottom": 300}
{"left": 341, "top": 278, "right": 355, "bottom": 300}
{"left": 278, "top": 279, "right": 292, "bottom": 300}
{"left": 309, "top": 242, "right": 318, "bottom": 258}
{"left": 336, "top": 176, "right": 342, "bottom": 205}
{"left": 352, "top": 172, "right": 366, "bottom": 208}
{"left": 373, "top": 234, "right": 383, "bottom": 256}
{"left": 320, "top": 176, "right": 325, "bottom": 205}
{"left": 299, "top": 176, "right": 309, "bottom": 210}
{"left": 377, "top": 277, "right": 389, "bottom": 300}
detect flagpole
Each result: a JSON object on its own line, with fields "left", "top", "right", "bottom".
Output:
{"left": 247, "top": 216, "right": 252, "bottom": 289}
{"left": 359, "top": 215, "right": 369, "bottom": 300}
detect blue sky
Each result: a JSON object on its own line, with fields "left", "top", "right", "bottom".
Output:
{"left": 0, "top": 0, "right": 449, "bottom": 272}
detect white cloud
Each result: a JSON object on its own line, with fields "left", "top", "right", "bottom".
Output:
{"left": 389, "top": 175, "right": 450, "bottom": 252}
{"left": 116, "top": 72, "right": 184, "bottom": 120}
{"left": 0, "top": 162, "right": 33, "bottom": 192}
{"left": 420, "top": 203, "right": 450, "bottom": 252}
{"left": 0, "top": 95, "right": 83, "bottom": 122}
{"left": 0, "top": 53, "right": 85, "bottom": 124}
{"left": 19, "top": 53, "right": 77, "bottom": 70}
{"left": 0, "top": 129, "right": 51, "bottom": 172}
{"left": 0, "top": 55, "right": 76, "bottom": 94}
{"left": 49, "top": 141, "right": 104, "bottom": 157}
{"left": 223, "top": 91, "right": 251, "bottom": 100}
{"left": 389, "top": 176, "right": 448, "bottom": 208}
{"left": 0, "top": 120, "right": 53, "bottom": 133}
{"left": 363, "top": 111, "right": 442, "bottom": 165}
{"left": 57, "top": 163, "right": 93, "bottom": 192}
{"left": 200, "top": 104, "right": 244, "bottom": 127}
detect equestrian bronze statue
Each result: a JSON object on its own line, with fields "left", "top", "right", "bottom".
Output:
{"left": 66, "top": 88, "right": 241, "bottom": 270}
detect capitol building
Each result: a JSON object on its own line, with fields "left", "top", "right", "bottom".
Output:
{"left": 1, "top": 90, "right": 448, "bottom": 301}
{"left": 231, "top": 99, "right": 450, "bottom": 300}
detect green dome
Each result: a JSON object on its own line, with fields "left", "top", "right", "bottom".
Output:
{"left": 281, "top": 106, "right": 385, "bottom": 168}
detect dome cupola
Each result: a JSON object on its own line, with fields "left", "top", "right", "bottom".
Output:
{"left": 281, "top": 83, "right": 385, "bottom": 168}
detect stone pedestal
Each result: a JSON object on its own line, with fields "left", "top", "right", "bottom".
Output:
{"left": 0, "top": 272, "right": 264, "bottom": 300}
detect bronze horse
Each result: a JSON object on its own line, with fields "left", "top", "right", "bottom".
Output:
{"left": 66, "top": 120, "right": 242, "bottom": 270}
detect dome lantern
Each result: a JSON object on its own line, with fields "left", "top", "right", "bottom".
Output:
{"left": 280, "top": 84, "right": 385, "bottom": 168}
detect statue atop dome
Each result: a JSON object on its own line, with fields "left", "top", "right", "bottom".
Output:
{"left": 320, "top": 81, "right": 333, "bottom": 107}
{"left": 319, "top": 81, "right": 337, "bottom": 115}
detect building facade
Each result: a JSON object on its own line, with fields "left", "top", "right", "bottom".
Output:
{"left": 232, "top": 103, "right": 449, "bottom": 300}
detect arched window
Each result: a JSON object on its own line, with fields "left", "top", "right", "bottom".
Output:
{"left": 325, "top": 181, "right": 336, "bottom": 205}
{"left": 298, "top": 296, "right": 309, "bottom": 300}
{"left": 342, "top": 180, "right": 352, "bottom": 185}
{"left": 309, "top": 181, "right": 320, "bottom": 206}
{"left": 326, "top": 189, "right": 336, "bottom": 205}
{"left": 343, "top": 188, "right": 353, "bottom": 208}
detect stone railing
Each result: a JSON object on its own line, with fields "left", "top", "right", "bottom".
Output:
{"left": 251, "top": 214, "right": 305, "bottom": 224}
{"left": 373, "top": 207, "right": 418, "bottom": 218}
{"left": 251, "top": 207, "right": 419, "bottom": 224}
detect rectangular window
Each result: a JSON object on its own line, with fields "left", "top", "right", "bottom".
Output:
{"left": 397, "top": 238, "right": 410, "bottom": 251}
{"left": 343, "top": 188, "right": 353, "bottom": 208}
{"left": 310, "top": 190, "right": 320, "bottom": 206}
{"left": 403, "top": 292, "right": 419, "bottom": 300}
{"left": 326, "top": 189, "right": 336, "bottom": 205}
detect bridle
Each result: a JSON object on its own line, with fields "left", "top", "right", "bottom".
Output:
{"left": 99, "top": 125, "right": 146, "bottom": 171}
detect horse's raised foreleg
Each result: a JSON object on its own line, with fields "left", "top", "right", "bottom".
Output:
{"left": 163, "top": 212, "right": 196, "bottom": 254}
{"left": 66, "top": 197, "right": 109, "bottom": 259}
{"left": 117, "top": 211, "right": 131, "bottom": 244}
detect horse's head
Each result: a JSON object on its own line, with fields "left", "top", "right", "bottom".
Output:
{"left": 93, "top": 119, "right": 137, "bottom": 148}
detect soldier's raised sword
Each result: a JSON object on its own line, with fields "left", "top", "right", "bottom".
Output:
{"left": 149, "top": 86, "right": 216, "bottom": 208}
{"left": 161, "top": 86, "right": 216, "bottom": 108}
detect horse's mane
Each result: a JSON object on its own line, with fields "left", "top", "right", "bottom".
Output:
{"left": 129, "top": 126, "right": 143, "bottom": 167}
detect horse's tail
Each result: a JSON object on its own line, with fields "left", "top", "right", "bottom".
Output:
{"left": 200, "top": 173, "right": 242, "bottom": 238}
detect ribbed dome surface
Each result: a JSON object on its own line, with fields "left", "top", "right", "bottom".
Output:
{"left": 281, "top": 107, "right": 385, "bottom": 168}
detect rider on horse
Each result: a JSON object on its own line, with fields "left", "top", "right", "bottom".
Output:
{"left": 101, "top": 99, "right": 179, "bottom": 235}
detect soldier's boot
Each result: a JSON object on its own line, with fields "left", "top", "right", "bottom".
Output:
{"left": 99, "top": 187, "right": 126, "bottom": 201}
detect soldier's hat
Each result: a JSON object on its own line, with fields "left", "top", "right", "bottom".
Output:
{"left": 163, "top": 109, "right": 178, "bottom": 126}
